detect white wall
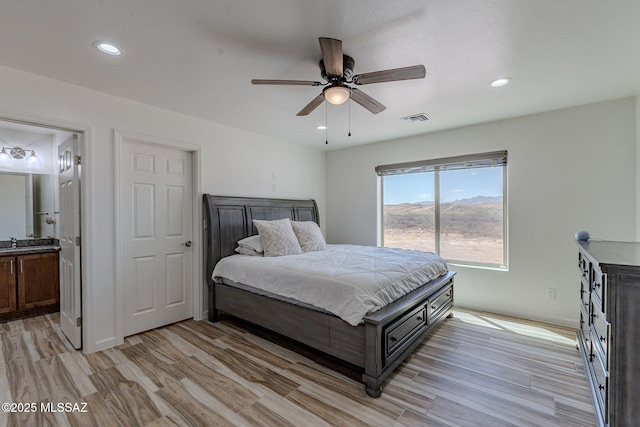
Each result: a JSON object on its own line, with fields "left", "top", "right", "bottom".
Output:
{"left": 0, "top": 65, "right": 325, "bottom": 352}
{"left": 326, "top": 97, "right": 636, "bottom": 327}
{"left": 637, "top": 96, "right": 640, "bottom": 242}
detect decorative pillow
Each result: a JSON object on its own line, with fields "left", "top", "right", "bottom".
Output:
{"left": 253, "top": 218, "right": 302, "bottom": 257}
{"left": 237, "top": 235, "right": 263, "bottom": 253}
{"left": 234, "top": 246, "right": 263, "bottom": 256}
{"left": 291, "top": 221, "right": 326, "bottom": 252}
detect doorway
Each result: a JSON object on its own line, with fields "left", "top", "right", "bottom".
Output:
{"left": 0, "top": 118, "right": 84, "bottom": 349}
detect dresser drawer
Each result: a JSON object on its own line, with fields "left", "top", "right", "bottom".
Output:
{"left": 578, "top": 251, "right": 589, "bottom": 281}
{"left": 590, "top": 303, "right": 610, "bottom": 367}
{"left": 589, "top": 347, "right": 609, "bottom": 423}
{"left": 579, "top": 303, "right": 590, "bottom": 348}
{"left": 384, "top": 305, "right": 427, "bottom": 361}
{"left": 591, "top": 265, "right": 606, "bottom": 313}
{"left": 429, "top": 285, "right": 453, "bottom": 320}
{"left": 580, "top": 277, "right": 590, "bottom": 311}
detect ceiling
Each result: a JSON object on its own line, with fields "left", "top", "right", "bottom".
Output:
{"left": 1, "top": 0, "right": 639, "bottom": 151}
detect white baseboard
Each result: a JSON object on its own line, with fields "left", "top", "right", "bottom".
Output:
{"left": 454, "top": 301, "right": 578, "bottom": 329}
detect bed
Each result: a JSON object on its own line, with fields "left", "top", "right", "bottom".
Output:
{"left": 203, "top": 194, "right": 455, "bottom": 397}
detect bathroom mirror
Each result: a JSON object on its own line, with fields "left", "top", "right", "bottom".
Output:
{"left": 0, "top": 172, "right": 56, "bottom": 240}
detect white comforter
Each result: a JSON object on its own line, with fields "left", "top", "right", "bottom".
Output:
{"left": 212, "top": 244, "right": 448, "bottom": 326}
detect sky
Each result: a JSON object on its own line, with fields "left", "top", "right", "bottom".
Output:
{"left": 383, "top": 167, "right": 503, "bottom": 204}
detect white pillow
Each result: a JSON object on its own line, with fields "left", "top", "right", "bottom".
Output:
{"left": 237, "top": 234, "right": 263, "bottom": 253}
{"left": 291, "top": 221, "right": 326, "bottom": 252}
{"left": 253, "top": 218, "right": 302, "bottom": 257}
{"left": 234, "top": 246, "right": 263, "bottom": 256}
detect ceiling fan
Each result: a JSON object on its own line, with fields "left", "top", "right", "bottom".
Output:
{"left": 251, "top": 37, "right": 426, "bottom": 116}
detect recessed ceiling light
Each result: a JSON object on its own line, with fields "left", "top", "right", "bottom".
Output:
{"left": 316, "top": 125, "right": 327, "bottom": 130}
{"left": 92, "top": 41, "right": 123, "bottom": 56}
{"left": 490, "top": 77, "right": 511, "bottom": 87}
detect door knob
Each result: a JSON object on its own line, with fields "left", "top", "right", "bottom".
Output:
{"left": 182, "top": 240, "right": 192, "bottom": 247}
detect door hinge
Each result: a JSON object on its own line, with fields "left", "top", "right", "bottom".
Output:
{"left": 76, "top": 317, "right": 82, "bottom": 327}
{"left": 74, "top": 155, "right": 81, "bottom": 166}
{"left": 75, "top": 236, "right": 81, "bottom": 246}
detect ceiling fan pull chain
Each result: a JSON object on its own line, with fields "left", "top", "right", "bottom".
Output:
{"left": 325, "top": 101, "right": 329, "bottom": 145}
{"left": 348, "top": 98, "right": 352, "bottom": 137}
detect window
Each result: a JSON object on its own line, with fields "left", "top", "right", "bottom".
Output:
{"left": 377, "top": 151, "right": 507, "bottom": 268}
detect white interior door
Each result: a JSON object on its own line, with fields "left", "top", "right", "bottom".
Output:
{"left": 121, "top": 141, "right": 193, "bottom": 336}
{"left": 58, "top": 134, "right": 82, "bottom": 349}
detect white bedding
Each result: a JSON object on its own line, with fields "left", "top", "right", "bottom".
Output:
{"left": 212, "top": 244, "right": 448, "bottom": 326}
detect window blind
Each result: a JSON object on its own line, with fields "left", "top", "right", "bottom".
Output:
{"left": 375, "top": 150, "right": 507, "bottom": 176}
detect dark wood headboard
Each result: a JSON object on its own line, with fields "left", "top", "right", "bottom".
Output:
{"left": 202, "top": 194, "right": 320, "bottom": 289}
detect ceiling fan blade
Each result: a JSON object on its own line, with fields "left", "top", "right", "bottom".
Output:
{"left": 252, "top": 79, "right": 322, "bottom": 86}
{"left": 353, "top": 65, "right": 426, "bottom": 85}
{"left": 296, "top": 93, "right": 326, "bottom": 116}
{"left": 350, "top": 88, "right": 386, "bottom": 114}
{"left": 319, "top": 37, "right": 343, "bottom": 77}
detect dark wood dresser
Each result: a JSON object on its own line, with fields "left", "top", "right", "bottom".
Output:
{"left": 576, "top": 239, "right": 640, "bottom": 427}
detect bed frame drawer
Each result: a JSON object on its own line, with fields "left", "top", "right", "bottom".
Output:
{"left": 384, "top": 305, "right": 427, "bottom": 361}
{"left": 429, "top": 285, "right": 453, "bottom": 320}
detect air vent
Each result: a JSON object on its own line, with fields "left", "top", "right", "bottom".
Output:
{"left": 401, "top": 113, "right": 430, "bottom": 123}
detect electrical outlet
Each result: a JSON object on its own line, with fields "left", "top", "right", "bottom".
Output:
{"left": 546, "top": 288, "right": 556, "bottom": 299}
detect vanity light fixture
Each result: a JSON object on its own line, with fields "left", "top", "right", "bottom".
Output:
{"left": 0, "top": 146, "right": 41, "bottom": 168}
{"left": 26, "top": 150, "right": 41, "bottom": 168}
{"left": 0, "top": 147, "right": 10, "bottom": 163}
{"left": 92, "top": 41, "right": 123, "bottom": 56}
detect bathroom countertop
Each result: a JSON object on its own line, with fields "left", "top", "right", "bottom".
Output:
{"left": 0, "top": 245, "right": 60, "bottom": 255}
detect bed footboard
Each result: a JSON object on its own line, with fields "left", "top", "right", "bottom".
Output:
{"left": 362, "top": 272, "right": 454, "bottom": 397}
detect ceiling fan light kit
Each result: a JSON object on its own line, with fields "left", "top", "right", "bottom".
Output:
{"left": 252, "top": 37, "right": 426, "bottom": 117}
{"left": 323, "top": 85, "right": 351, "bottom": 105}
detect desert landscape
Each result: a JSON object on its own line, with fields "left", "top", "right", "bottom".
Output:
{"left": 383, "top": 197, "right": 504, "bottom": 265}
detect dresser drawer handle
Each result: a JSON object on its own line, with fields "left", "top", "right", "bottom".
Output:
{"left": 390, "top": 336, "right": 398, "bottom": 342}
{"left": 598, "top": 384, "right": 605, "bottom": 391}
{"left": 599, "top": 335, "right": 606, "bottom": 342}
{"left": 416, "top": 316, "right": 423, "bottom": 321}
{"left": 431, "top": 305, "right": 436, "bottom": 310}
{"left": 593, "top": 280, "right": 600, "bottom": 289}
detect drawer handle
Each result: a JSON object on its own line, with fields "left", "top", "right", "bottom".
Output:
{"left": 416, "top": 316, "right": 423, "bottom": 321}
{"left": 390, "top": 336, "right": 398, "bottom": 342}
{"left": 598, "top": 384, "right": 605, "bottom": 391}
{"left": 593, "top": 280, "right": 600, "bottom": 289}
{"left": 431, "top": 305, "right": 437, "bottom": 310}
{"left": 599, "top": 335, "right": 606, "bottom": 342}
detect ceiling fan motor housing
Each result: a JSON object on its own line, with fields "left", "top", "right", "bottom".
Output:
{"left": 320, "top": 55, "right": 355, "bottom": 81}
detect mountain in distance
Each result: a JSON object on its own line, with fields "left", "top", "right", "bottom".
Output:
{"left": 401, "top": 195, "right": 502, "bottom": 206}
{"left": 448, "top": 195, "right": 502, "bottom": 205}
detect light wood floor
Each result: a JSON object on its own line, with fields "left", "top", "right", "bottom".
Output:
{"left": 0, "top": 308, "right": 596, "bottom": 427}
